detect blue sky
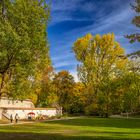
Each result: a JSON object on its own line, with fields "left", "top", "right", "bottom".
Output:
{"left": 47, "top": 0, "right": 139, "bottom": 81}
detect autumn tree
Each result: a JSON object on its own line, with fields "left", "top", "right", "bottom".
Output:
{"left": 109, "top": 67, "right": 140, "bottom": 116}
{"left": 53, "top": 71, "right": 75, "bottom": 113}
{"left": 123, "top": 0, "right": 140, "bottom": 115}
{"left": 35, "top": 66, "right": 56, "bottom": 107}
{"left": 126, "top": 0, "right": 140, "bottom": 43}
{"left": 69, "top": 82, "right": 86, "bottom": 114}
{"left": 0, "top": 0, "right": 50, "bottom": 98}
{"left": 122, "top": 74, "right": 140, "bottom": 114}
{"left": 122, "top": 60, "right": 140, "bottom": 113}
{"left": 125, "top": 0, "right": 140, "bottom": 56}
{"left": 73, "top": 33, "right": 128, "bottom": 117}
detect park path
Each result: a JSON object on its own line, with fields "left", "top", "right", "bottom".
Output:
{"left": 0, "top": 117, "right": 81, "bottom": 126}
{"left": 0, "top": 121, "right": 34, "bottom": 126}
{"left": 1, "top": 116, "right": 140, "bottom": 126}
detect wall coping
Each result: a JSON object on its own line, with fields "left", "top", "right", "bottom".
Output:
{"left": 0, "top": 97, "right": 32, "bottom": 102}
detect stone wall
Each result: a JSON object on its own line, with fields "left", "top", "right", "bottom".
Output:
{"left": 0, "top": 108, "right": 57, "bottom": 120}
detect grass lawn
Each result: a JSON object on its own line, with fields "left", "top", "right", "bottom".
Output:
{"left": 0, "top": 117, "right": 140, "bottom": 140}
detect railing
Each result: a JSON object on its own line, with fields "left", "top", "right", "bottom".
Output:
{"left": 2, "top": 113, "right": 10, "bottom": 120}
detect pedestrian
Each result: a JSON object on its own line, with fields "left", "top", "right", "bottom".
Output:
{"left": 15, "top": 113, "right": 19, "bottom": 123}
{"left": 10, "top": 114, "right": 13, "bottom": 123}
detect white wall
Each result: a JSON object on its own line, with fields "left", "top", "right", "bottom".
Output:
{"left": 0, "top": 97, "right": 61, "bottom": 120}
{"left": 1, "top": 108, "right": 57, "bottom": 120}
{"left": 0, "top": 109, "right": 2, "bottom": 120}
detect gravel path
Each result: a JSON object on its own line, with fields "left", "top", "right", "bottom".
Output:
{"left": 0, "top": 117, "right": 80, "bottom": 126}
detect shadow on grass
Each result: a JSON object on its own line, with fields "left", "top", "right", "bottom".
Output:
{"left": 45, "top": 117, "right": 140, "bottom": 129}
{"left": 0, "top": 132, "right": 139, "bottom": 140}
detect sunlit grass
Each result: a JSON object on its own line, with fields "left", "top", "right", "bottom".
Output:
{"left": 0, "top": 117, "right": 140, "bottom": 140}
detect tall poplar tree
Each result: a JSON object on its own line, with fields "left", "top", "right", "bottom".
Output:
{"left": 73, "top": 33, "right": 128, "bottom": 117}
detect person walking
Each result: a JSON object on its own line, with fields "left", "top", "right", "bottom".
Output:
{"left": 15, "top": 113, "right": 19, "bottom": 123}
{"left": 10, "top": 114, "right": 13, "bottom": 123}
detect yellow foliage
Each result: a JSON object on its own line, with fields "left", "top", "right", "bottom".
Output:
{"left": 28, "top": 94, "right": 38, "bottom": 104}
{"left": 85, "top": 33, "right": 93, "bottom": 40}
{"left": 73, "top": 33, "right": 128, "bottom": 82}
{"left": 94, "top": 34, "right": 101, "bottom": 41}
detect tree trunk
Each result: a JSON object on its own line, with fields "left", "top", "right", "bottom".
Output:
{"left": 0, "top": 0, "right": 5, "bottom": 17}
{"left": 0, "top": 73, "right": 5, "bottom": 97}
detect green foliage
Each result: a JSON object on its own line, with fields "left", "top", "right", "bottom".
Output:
{"left": 52, "top": 71, "right": 75, "bottom": 113}
{"left": 120, "top": 72, "right": 140, "bottom": 113}
{"left": 85, "top": 103, "right": 98, "bottom": 116}
{"left": 69, "top": 82, "right": 86, "bottom": 114}
{"left": 35, "top": 66, "right": 55, "bottom": 107}
{"left": 0, "top": 0, "right": 50, "bottom": 99}
{"left": 126, "top": 0, "right": 140, "bottom": 43}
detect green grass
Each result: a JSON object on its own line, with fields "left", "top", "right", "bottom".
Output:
{"left": 0, "top": 117, "right": 140, "bottom": 140}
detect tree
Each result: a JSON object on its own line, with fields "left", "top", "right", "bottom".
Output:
{"left": 122, "top": 61, "right": 140, "bottom": 114}
{"left": 35, "top": 66, "right": 55, "bottom": 107}
{"left": 69, "top": 82, "right": 86, "bottom": 114}
{"left": 53, "top": 71, "right": 75, "bottom": 113}
{"left": 73, "top": 33, "right": 128, "bottom": 117}
{"left": 126, "top": 0, "right": 140, "bottom": 43}
{"left": 0, "top": 0, "right": 50, "bottom": 97}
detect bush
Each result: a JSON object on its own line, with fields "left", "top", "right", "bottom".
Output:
{"left": 48, "top": 116, "right": 56, "bottom": 120}
{"left": 56, "top": 114, "right": 62, "bottom": 119}
{"left": 85, "top": 104, "right": 98, "bottom": 116}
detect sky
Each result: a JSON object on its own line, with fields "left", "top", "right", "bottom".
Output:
{"left": 47, "top": 0, "right": 140, "bottom": 81}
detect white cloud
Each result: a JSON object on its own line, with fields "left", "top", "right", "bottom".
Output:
{"left": 53, "top": 59, "right": 78, "bottom": 69}
{"left": 70, "top": 71, "right": 79, "bottom": 82}
{"left": 50, "top": 0, "right": 80, "bottom": 11}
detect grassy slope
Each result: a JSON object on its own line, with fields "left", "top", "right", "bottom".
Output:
{"left": 0, "top": 117, "right": 140, "bottom": 140}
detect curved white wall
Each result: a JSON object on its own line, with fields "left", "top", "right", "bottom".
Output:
{"left": 5, "top": 109, "right": 57, "bottom": 119}
{"left": 0, "top": 97, "right": 62, "bottom": 120}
